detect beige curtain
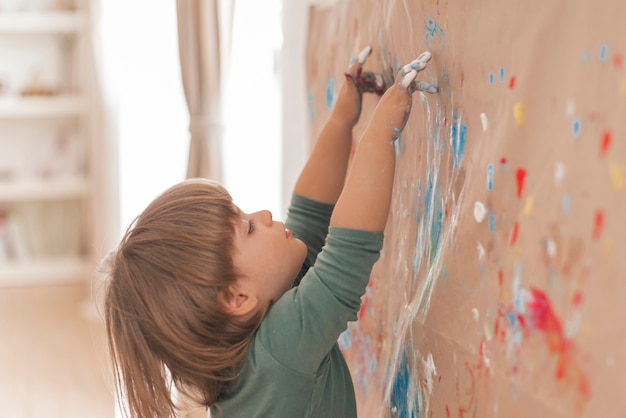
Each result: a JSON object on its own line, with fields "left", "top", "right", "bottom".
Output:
{"left": 177, "top": 0, "right": 224, "bottom": 181}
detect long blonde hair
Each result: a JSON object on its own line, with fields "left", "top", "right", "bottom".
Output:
{"left": 103, "top": 179, "right": 263, "bottom": 417}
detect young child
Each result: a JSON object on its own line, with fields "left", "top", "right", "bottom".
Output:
{"left": 103, "top": 47, "right": 435, "bottom": 417}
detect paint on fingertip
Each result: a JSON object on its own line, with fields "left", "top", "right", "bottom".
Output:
{"left": 357, "top": 46, "right": 372, "bottom": 64}
{"left": 474, "top": 201, "right": 487, "bottom": 223}
{"left": 480, "top": 112, "right": 488, "bottom": 132}
{"left": 401, "top": 70, "right": 417, "bottom": 88}
{"left": 349, "top": 56, "right": 356, "bottom": 67}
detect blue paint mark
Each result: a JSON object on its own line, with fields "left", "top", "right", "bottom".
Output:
{"left": 499, "top": 67, "right": 505, "bottom": 83}
{"left": 325, "top": 78, "right": 336, "bottom": 109}
{"left": 488, "top": 213, "right": 496, "bottom": 234}
{"left": 442, "top": 265, "right": 449, "bottom": 284}
{"left": 562, "top": 194, "right": 571, "bottom": 216}
{"left": 307, "top": 92, "right": 316, "bottom": 122}
{"left": 581, "top": 51, "right": 590, "bottom": 65}
{"left": 487, "top": 163, "right": 494, "bottom": 191}
{"left": 425, "top": 19, "right": 446, "bottom": 46}
{"left": 338, "top": 328, "right": 352, "bottom": 350}
{"left": 599, "top": 43, "right": 609, "bottom": 62}
{"left": 489, "top": 72, "right": 495, "bottom": 85}
{"left": 450, "top": 115, "right": 467, "bottom": 169}
{"left": 572, "top": 119, "right": 581, "bottom": 138}
{"left": 479, "top": 263, "right": 487, "bottom": 286}
{"left": 505, "top": 311, "right": 518, "bottom": 327}
{"left": 390, "top": 350, "right": 417, "bottom": 418}
{"left": 548, "top": 267, "right": 557, "bottom": 287}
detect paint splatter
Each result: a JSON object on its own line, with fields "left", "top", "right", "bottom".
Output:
{"left": 325, "top": 77, "right": 336, "bottom": 109}
{"left": 390, "top": 350, "right": 417, "bottom": 418}
{"left": 513, "top": 103, "right": 525, "bottom": 126}
{"left": 450, "top": 116, "right": 467, "bottom": 169}
{"left": 487, "top": 163, "right": 494, "bottom": 190}
{"left": 474, "top": 201, "right": 487, "bottom": 223}
{"left": 488, "top": 72, "right": 495, "bottom": 85}
{"left": 516, "top": 168, "right": 527, "bottom": 198}
{"left": 524, "top": 196, "right": 534, "bottom": 216}
{"left": 499, "top": 67, "right": 505, "bottom": 83}
{"left": 592, "top": 210, "right": 604, "bottom": 240}
{"left": 510, "top": 222, "right": 519, "bottom": 246}
{"left": 554, "top": 161, "right": 565, "bottom": 186}
{"left": 598, "top": 43, "right": 609, "bottom": 62}
{"left": 572, "top": 119, "right": 581, "bottom": 138}
{"left": 600, "top": 129, "right": 612, "bottom": 156}
{"left": 609, "top": 162, "right": 625, "bottom": 190}
{"left": 562, "top": 195, "right": 571, "bottom": 216}
{"left": 480, "top": 112, "right": 488, "bottom": 132}
{"left": 613, "top": 53, "right": 623, "bottom": 69}
{"left": 488, "top": 213, "right": 496, "bottom": 234}
{"left": 508, "top": 76, "right": 516, "bottom": 89}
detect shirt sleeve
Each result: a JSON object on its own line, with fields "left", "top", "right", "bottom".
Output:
{"left": 285, "top": 193, "right": 334, "bottom": 287}
{"left": 256, "top": 226, "right": 384, "bottom": 375}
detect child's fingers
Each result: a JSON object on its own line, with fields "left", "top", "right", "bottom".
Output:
{"left": 347, "top": 45, "right": 372, "bottom": 77}
{"left": 396, "top": 51, "right": 437, "bottom": 94}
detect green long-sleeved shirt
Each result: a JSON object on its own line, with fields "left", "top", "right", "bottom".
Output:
{"left": 211, "top": 194, "right": 383, "bottom": 417}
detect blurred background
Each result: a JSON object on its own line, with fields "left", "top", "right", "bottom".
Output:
{"left": 0, "top": 0, "right": 309, "bottom": 416}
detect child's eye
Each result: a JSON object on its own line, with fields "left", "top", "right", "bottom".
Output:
{"left": 248, "top": 219, "right": 255, "bottom": 234}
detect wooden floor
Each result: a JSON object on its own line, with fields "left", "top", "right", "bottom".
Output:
{"left": 0, "top": 282, "right": 114, "bottom": 418}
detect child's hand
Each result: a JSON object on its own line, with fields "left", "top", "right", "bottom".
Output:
{"left": 332, "top": 46, "right": 385, "bottom": 125}
{"left": 370, "top": 51, "right": 436, "bottom": 140}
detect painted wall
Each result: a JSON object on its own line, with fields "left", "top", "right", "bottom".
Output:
{"left": 305, "top": 0, "right": 625, "bottom": 416}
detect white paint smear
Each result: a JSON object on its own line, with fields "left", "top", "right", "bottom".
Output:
{"left": 554, "top": 161, "right": 565, "bottom": 186}
{"left": 474, "top": 201, "right": 487, "bottom": 223}
{"left": 480, "top": 112, "right": 488, "bottom": 132}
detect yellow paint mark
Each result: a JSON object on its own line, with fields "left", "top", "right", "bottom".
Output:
{"left": 484, "top": 323, "right": 493, "bottom": 341}
{"left": 583, "top": 324, "right": 593, "bottom": 336}
{"left": 621, "top": 80, "right": 626, "bottom": 97}
{"left": 524, "top": 196, "right": 534, "bottom": 217}
{"left": 603, "top": 238, "right": 614, "bottom": 255}
{"left": 501, "top": 290, "right": 511, "bottom": 305}
{"left": 609, "top": 162, "right": 625, "bottom": 191}
{"left": 514, "top": 247, "right": 523, "bottom": 260}
{"left": 513, "top": 103, "right": 526, "bottom": 126}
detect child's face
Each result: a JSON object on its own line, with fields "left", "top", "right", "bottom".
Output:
{"left": 231, "top": 206, "right": 307, "bottom": 310}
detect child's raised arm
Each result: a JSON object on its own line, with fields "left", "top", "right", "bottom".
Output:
{"left": 293, "top": 46, "right": 384, "bottom": 204}
{"left": 330, "top": 52, "right": 435, "bottom": 232}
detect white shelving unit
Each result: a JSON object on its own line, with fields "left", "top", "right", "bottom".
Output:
{"left": 0, "top": 3, "right": 100, "bottom": 287}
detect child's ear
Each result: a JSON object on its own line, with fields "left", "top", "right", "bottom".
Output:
{"left": 221, "top": 285, "right": 259, "bottom": 317}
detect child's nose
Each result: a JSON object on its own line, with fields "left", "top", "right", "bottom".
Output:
{"left": 257, "top": 210, "right": 273, "bottom": 225}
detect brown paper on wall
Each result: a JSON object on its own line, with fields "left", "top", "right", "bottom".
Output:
{"left": 305, "top": 0, "right": 626, "bottom": 417}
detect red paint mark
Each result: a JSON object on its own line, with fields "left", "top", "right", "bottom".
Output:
{"left": 517, "top": 314, "right": 528, "bottom": 335}
{"left": 515, "top": 168, "right": 527, "bottom": 198}
{"left": 614, "top": 53, "right": 623, "bottom": 69}
{"left": 592, "top": 210, "right": 604, "bottom": 240}
{"left": 445, "top": 405, "right": 450, "bottom": 417}
{"left": 500, "top": 157, "right": 507, "bottom": 165}
{"left": 353, "top": 19, "right": 359, "bottom": 35}
{"left": 525, "top": 288, "right": 566, "bottom": 354}
{"left": 572, "top": 291, "right": 583, "bottom": 308}
{"left": 498, "top": 269, "right": 504, "bottom": 286}
{"left": 508, "top": 76, "right": 516, "bottom": 89}
{"left": 460, "top": 72, "right": 465, "bottom": 88}
{"left": 600, "top": 129, "right": 612, "bottom": 157}
{"left": 510, "top": 222, "right": 519, "bottom": 246}
{"left": 443, "top": 116, "right": 447, "bottom": 126}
